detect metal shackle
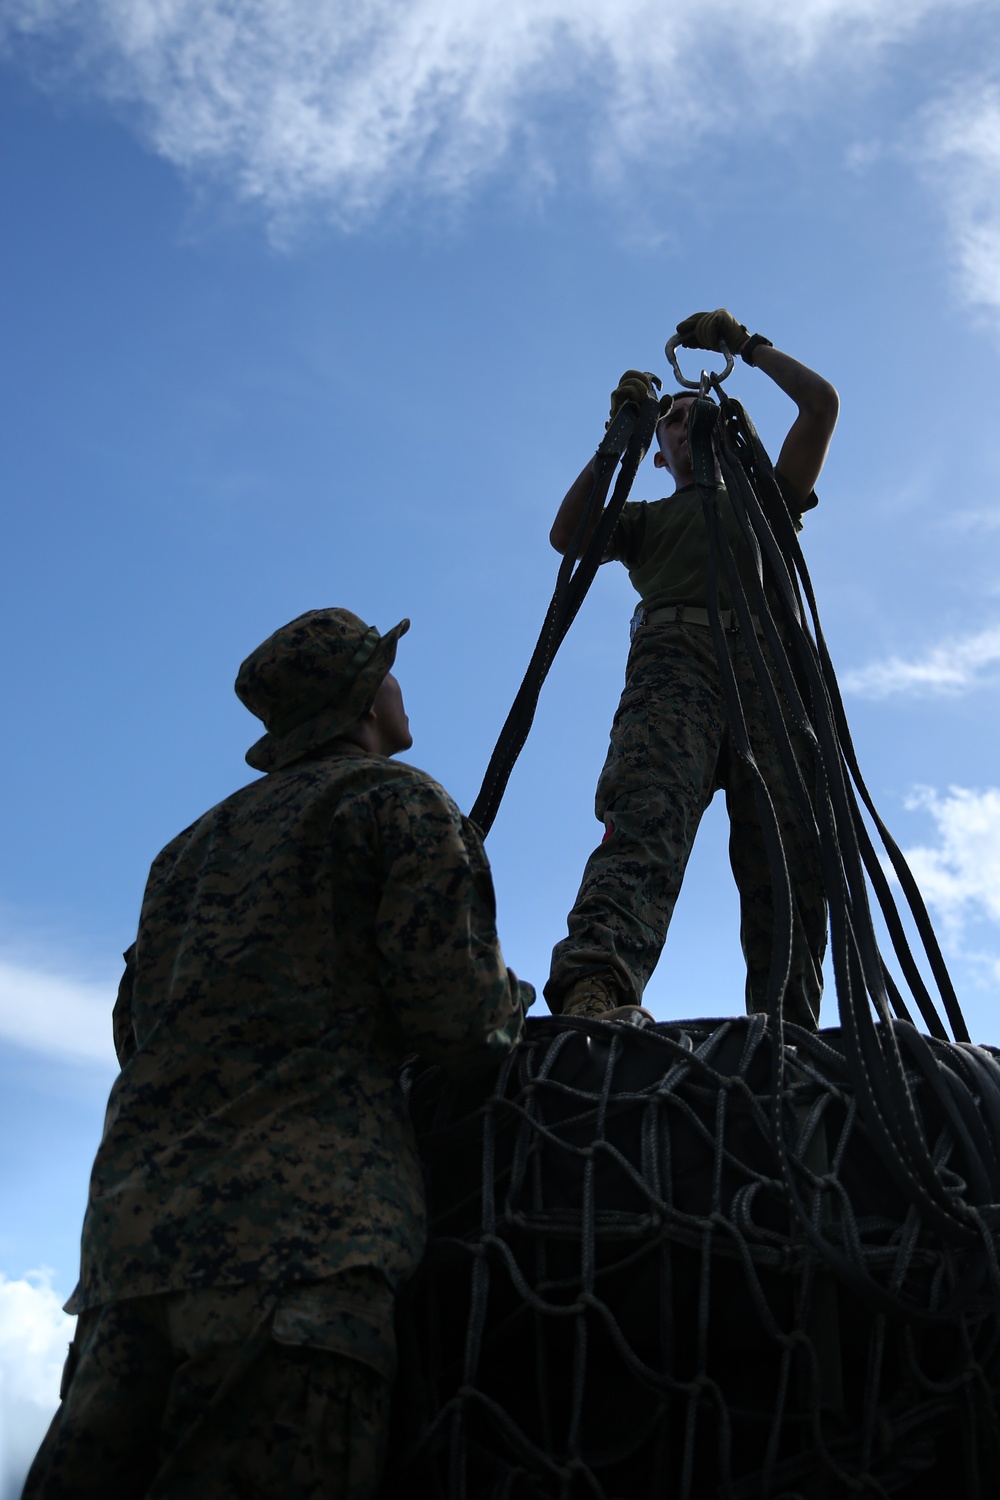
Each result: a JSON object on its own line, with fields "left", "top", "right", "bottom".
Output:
{"left": 664, "top": 332, "right": 736, "bottom": 391}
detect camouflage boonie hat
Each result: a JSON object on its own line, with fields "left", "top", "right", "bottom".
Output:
{"left": 235, "top": 608, "right": 410, "bottom": 773}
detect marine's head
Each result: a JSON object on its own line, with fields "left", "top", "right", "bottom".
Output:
{"left": 653, "top": 391, "right": 700, "bottom": 483}
{"left": 235, "top": 607, "right": 411, "bottom": 772}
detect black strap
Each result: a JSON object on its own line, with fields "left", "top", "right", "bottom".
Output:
{"left": 469, "top": 391, "right": 662, "bottom": 835}
{"left": 685, "top": 385, "right": 980, "bottom": 1263}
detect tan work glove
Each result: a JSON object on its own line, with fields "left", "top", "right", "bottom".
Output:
{"left": 676, "top": 309, "right": 749, "bottom": 356}
{"left": 607, "top": 369, "right": 659, "bottom": 429}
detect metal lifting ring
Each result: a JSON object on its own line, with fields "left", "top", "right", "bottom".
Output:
{"left": 664, "top": 332, "right": 735, "bottom": 391}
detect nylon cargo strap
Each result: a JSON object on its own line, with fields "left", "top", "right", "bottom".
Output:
{"left": 682, "top": 378, "right": 987, "bottom": 1275}
{"left": 469, "top": 390, "right": 661, "bottom": 835}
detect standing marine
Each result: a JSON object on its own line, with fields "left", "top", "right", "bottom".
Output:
{"left": 24, "top": 607, "right": 530, "bottom": 1500}
{"left": 544, "top": 309, "right": 839, "bottom": 1029}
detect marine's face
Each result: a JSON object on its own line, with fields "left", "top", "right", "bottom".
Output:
{"left": 653, "top": 396, "right": 696, "bottom": 481}
{"left": 372, "top": 671, "right": 413, "bottom": 756}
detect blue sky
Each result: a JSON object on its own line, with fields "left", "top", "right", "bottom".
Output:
{"left": 3, "top": 0, "right": 1000, "bottom": 1489}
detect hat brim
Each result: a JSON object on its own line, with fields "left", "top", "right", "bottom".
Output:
{"left": 245, "top": 618, "right": 410, "bottom": 773}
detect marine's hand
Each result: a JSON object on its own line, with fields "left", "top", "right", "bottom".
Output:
{"left": 607, "top": 369, "right": 659, "bottom": 429}
{"left": 676, "top": 309, "right": 749, "bottom": 356}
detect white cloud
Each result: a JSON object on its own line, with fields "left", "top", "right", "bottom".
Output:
{"left": 0, "top": 1270, "right": 75, "bottom": 1500}
{"left": 0, "top": 957, "right": 117, "bottom": 1066}
{"left": 0, "top": 0, "right": 985, "bottom": 232}
{"left": 840, "top": 625, "right": 1000, "bottom": 697}
{"left": 898, "top": 785, "right": 1000, "bottom": 938}
{"left": 0, "top": 1271, "right": 73, "bottom": 1411}
{"left": 917, "top": 80, "right": 1000, "bottom": 318}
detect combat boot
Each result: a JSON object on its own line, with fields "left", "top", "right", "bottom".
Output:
{"left": 560, "top": 975, "right": 654, "bottom": 1025}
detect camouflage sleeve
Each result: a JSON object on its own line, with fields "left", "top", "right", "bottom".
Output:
{"left": 375, "top": 781, "right": 526, "bottom": 1073}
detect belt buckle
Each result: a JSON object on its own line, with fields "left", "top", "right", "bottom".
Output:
{"left": 629, "top": 606, "right": 647, "bottom": 642}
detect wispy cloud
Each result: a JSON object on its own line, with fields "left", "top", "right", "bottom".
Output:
{"left": 0, "top": 0, "right": 984, "bottom": 233}
{"left": 0, "top": 957, "right": 117, "bottom": 1066}
{"left": 916, "top": 79, "right": 1000, "bottom": 319}
{"left": 840, "top": 625, "right": 1000, "bottom": 697}
{"left": 949, "top": 506, "right": 1000, "bottom": 533}
{"left": 900, "top": 785, "right": 1000, "bottom": 935}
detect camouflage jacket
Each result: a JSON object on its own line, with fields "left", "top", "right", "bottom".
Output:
{"left": 67, "top": 742, "right": 525, "bottom": 1313}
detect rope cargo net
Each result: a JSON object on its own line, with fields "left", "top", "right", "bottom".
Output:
{"left": 387, "top": 1016, "right": 1000, "bottom": 1499}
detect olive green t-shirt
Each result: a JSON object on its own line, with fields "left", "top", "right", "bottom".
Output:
{"left": 605, "top": 476, "right": 817, "bottom": 613}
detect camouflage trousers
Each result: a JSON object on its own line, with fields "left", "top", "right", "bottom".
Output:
{"left": 22, "top": 1271, "right": 394, "bottom": 1500}
{"left": 546, "top": 623, "right": 826, "bottom": 1028}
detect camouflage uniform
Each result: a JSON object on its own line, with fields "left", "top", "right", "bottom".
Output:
{"left": 547, "top": 482, "right": 825, "bottom": 1028}
{"left": 25, "top": 608, "right": 527, "bottom": 1499}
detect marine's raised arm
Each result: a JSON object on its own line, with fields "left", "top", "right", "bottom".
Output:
{"left": 549, "top": 369, "right": 658, "bottom": 555}
{"left": 751, "top": 341, "right": 839, "bottom": 507}
{"left": 676, "top": 307, "right": 839, "bottom": 506}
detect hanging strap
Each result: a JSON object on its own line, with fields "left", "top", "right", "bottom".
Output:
{"left": 683, "top": 385, "right": 987, "bottom": 1268}
{"left": 469, "top": 390, "right": 662, "bottom": 836}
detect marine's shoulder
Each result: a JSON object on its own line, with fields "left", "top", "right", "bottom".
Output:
{"left": 353, "top": 756, "right": 458, "bottom": 815}
{"left": 285, "top": 750, "right": 456, "bottom": 815}
{"left": 617, "top": 496, "right": 649, "bottom": 523}
{"left": 148, "top": 753, "right": 456, "bottom": 867}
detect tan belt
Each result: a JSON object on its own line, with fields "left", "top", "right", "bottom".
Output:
{"left": 631, "top": 604, "right": 765, "bottom": 638}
